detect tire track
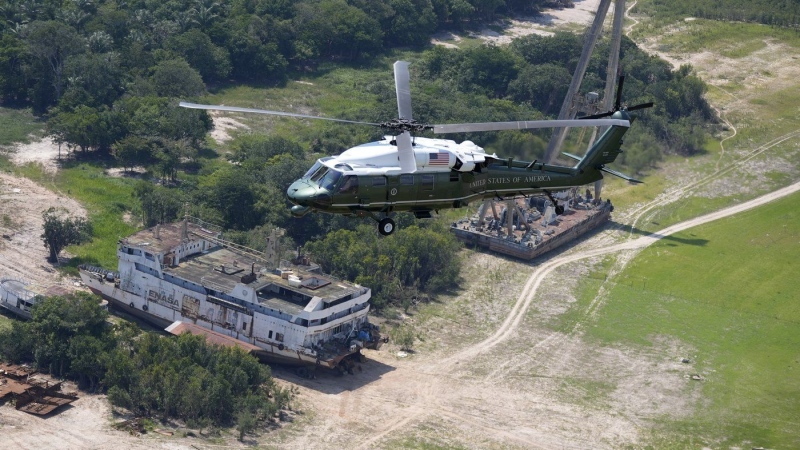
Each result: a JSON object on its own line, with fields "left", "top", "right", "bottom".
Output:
{"left": 359, "top": 181, "right": 800, "bottom": 448}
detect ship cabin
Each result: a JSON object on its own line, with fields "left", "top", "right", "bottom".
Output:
{"left": 115, "top": 220, "right": 372, "bottom": 352}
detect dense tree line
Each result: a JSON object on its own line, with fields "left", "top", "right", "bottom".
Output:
{"left": 635, "top": 0, "right": 800, "bottom": 29}
{"left": 304, "top": 223, "right": 462, "bottom": 309}
{"left": 0, "top": 293, "right": 290, "bottom": 431}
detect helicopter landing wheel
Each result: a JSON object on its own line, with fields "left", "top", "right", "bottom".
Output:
{"left": 378, "top": 218, "right": 396, "bottom": 236}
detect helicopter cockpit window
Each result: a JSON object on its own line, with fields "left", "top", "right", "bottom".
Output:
{"left": 338, "top": 175, "right": 358, "bottom": 194}
{"left": 304, "top": 161, "right": 325, "bottom": 179}
{"left": 310, "top": 166, "right": 329, "bottom": 183}
{"left": 320, "top": 170, "right": 342, "bottom": 191}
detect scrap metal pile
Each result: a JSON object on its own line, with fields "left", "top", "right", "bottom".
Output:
{"left": 0, "top": 362, "right": 79, "bottom": 416}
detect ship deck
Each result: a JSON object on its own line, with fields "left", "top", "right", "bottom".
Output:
{"left": 164, "top": 246, "right": 364, "bottom": 313}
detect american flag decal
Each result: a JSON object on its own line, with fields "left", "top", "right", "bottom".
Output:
{"left": 429, "top": 151, "right": 450, "bottom": 166}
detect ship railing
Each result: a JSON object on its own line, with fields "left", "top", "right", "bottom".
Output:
{"left": 0, "top": 277, "right": 37, "bottom": 301}
{"left": 200, "top": 277, "right": 229, "bottom": 294}
{"left": 189, "top": 230, "right": 269, "bottom": 264}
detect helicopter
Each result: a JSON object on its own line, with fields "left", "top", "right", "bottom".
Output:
{"left": 180, "top": 61, "right": 651, "bottom": 236}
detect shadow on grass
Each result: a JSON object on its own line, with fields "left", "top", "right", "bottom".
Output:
{"left": 622, "top": 222, "right": 710, "bottom": 247}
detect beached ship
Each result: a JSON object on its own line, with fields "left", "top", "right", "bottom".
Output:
{"left": 0, "top": 278, "right": 71, "bottom": 319}
{"left": 80, "top": 218, "right": 384, "bottom": 374}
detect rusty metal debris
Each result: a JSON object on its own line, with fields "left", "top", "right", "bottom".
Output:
{"left": 0, "top": 362, "right": 79, "bottom": 416}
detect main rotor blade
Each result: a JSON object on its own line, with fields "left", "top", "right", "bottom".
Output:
{"left": 394, "top": 61, "right": 413, "bottom": 120}
{"left": 396, "top": 131, "right": 416, "bottom": 173}
{"left": 626, "top": 101, "right": 654, "bottom": 112}
{"left": 433, "top": 118, "right": 629, "bottom": 134}
{"left": 179, "top": 102, "right": 380, "bottom": 127}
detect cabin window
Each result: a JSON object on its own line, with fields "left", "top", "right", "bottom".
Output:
{"left": 338, "top": 175, "right": 358, "bottom": 194}
{"left": 275, "top": 332, "right": 284, "bottom": 342}
{"left": 320, "top": 170, "right": 342, "bottom": 191}
{"left": 145, "top": 252, "right": 155, "bottom": 261}
{"left": 243, "top": 322, "right": 247, "bottom": 331}
{"left": 372, "top": 177, "right": 386, "bottom": 187}
{"left": 422, "top": 174, "right": 434, "bottom": 191}
{"left": 268, "top": 330, "right": 273, "bottom": 339}
{"left": 400, "top": 174, "right": 414, "bottom": 185}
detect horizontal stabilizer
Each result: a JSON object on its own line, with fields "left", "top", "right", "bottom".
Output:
{"left": 561, "top": 152, "right": 582, "bottom": 162}
{"left": 600, "top": 167, "right": 643, "bottom": 184}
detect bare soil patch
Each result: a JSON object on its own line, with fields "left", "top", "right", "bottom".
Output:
{"left": 4, "top": 137, "right": 66, "bottom": 174}
{"left": 209, "top": 111, "right": 249, "bottom": 144}
{"left": 0, "top": 172, "right": 85, "bottom": 286}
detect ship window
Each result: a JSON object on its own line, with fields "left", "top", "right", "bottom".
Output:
{"left": 145, "top": 252, "right": 155, "bottom": 261}
{"left": 268, "top": 330, "right": 273, "bottom": 339}
{"left": 338, "top": 175, "right": 358, "bottom": 194}
{"left": 276, "top": 333, "right": 284, "bottom": 342}
{"left": 127, "top": 247, "right": 134, "bottom": 255}
{"left": 243, "top": 322, "right": 247, "bottom": 331}
{"left": 422, "top": 174, "right": 434, "bottom": 191}
{"left": 400, "top": 174, "right": 414, "bottom": 185}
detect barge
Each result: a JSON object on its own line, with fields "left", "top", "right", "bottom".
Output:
{"left": 451, "top": 191, "right": 612, "bottom": 260}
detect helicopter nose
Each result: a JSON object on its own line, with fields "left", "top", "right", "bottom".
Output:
{"left": 287, "top": 180, "right": 315, "bottom": 206}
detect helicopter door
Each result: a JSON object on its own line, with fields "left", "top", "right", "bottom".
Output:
{"left": 361, "top": 176, "right": 388, "bottom": 208}
{"left": 396, "top": 174, "right": 417, "bottom": 208}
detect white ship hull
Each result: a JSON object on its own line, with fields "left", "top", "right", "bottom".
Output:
{"left": 80, "top": 269, "right": 375, "bottom": 369}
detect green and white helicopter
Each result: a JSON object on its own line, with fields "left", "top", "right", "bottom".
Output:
{"left": 181, "top": 61, "right": 651, "bottom": 235}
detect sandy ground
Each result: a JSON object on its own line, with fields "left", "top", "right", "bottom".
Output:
{"left": 0, "top": 171, "right": 85, "bottom": 286}
{"left": 209, "top": 111, "right": 249, "bottom": 144}
{"left": 2, "top": 2, "right": 800, "bottom": 449}
{"left": 433, "top": 0, "right": 607, "bottom": 46}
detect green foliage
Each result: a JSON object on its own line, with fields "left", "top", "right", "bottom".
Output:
{"left": 390, "top": 324, "right": 416, "bottom": 351}
{"left": 0, "top": 293, "right": 110, "bottom": 384}
{"left": 150, "top": 58, "right": 206, "bottom": 99}
{"left": 41, "top": 206, "right": 93, "bottom": 263}
{"left": 305, "top": 223, "right": 462, "bottom": 309}
{"left": 0, "top": 294, "right": 287, "bottom": 428}
{"left": 635, "top": 0, "right": 800, "bottom": 28}
{"left": 104, "top": 332, "right": 285, "bottom": 427}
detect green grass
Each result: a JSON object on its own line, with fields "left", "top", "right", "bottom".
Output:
{"left": 0, "top": 107, "right": 45, "bottom": 146}
{"left": 11, "top": 162, "right": 139, "bottom": 273}
{"left": 567, "top": 191, "right": 800, "bottom": 448}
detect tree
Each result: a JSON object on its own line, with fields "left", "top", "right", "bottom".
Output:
{"left": 150, "top": 58, "right": 206, "bottom": 98}
{"left": 166, "top": 29, "right": 231, "bottom": 82}
{"left": 23, "top": 20, "right": 85, "bottom": 106}
{"left": 41, "top": 207, "right": 92, "bottom": 263}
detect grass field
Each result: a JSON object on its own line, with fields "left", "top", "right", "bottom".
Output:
{"left": 560, "top": 191, "right": 800, "bottom": 448}
{"left": 0, "top": 108, "right": 44, "bottom": 146}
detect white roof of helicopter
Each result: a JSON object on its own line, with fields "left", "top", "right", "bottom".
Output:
{"left": 321, "top": 136, "right": 493, "bottom": 175}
